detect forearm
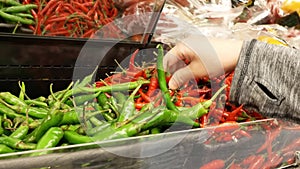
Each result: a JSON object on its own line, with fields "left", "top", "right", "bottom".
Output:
{"left": 230, "top": 40, "right": 300, "bottom": 123}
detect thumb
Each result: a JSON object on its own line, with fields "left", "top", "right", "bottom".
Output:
{"left": 168, "top": 66, "right": 194, "bottom": 90}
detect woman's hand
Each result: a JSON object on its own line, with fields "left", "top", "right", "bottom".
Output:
{"left": 163, "top": 36, "right": 244, "bottom": 89}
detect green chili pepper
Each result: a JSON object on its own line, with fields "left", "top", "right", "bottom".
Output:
{"left": 76, "top": 80, "right": 150, "bottom": 94}
{"left": 64, "top": 130, "right": 93, "bottom": 144}
{"left": 171, "top": 85, "right": 228, "bottom": 127}
{"left": 0, "top": 0, "right": 22, "bottom": 6}
{"left": 0, "top": 99, "right": 48, "bottom": 119}
{"left": 9, "top": 125, "right": 29, "bottom": 140}
{"left": 73, "top": 91, "right": 101, "bottom": 105}
{"left": 150, "top": 128, "right": 161, "bottom": 134}
{"left": 64, "top": 99, "right": 74, "bottom": 107}
{"left": 58, "top": 110, "right": 80, "bottom": 126}
{"left": 74, "top": 68, "right": 97, "bottom": 88}
{"left": 26, "top": 119, "right": 42, "bottom": 129}
{"left": 24, "top": 110, "right": 64, "bottom": 143}
{"left": 1, "top": 4, "right": 37, "bottom": 13}
{"left": 76, "top": 126, "right": 85, "bottom": 135}
{"left": 0, "top": 103, "right": 32, "bottom": 121}
{"left": 2, "top": 115, "right": 12, "bottom": 136}
{"left": 60, "top": 124, "right": 81, "bottom": 132}
{"left": 0, "top": 116, "right": 4, "bottom": 135}
{"left": 89, "top": 116, "right": 104, "bottom": 126}
{"left": 0, "top": 135, "right": 36, "bottom": 150}
{"left": 31, "top": 127, "right": 64, "bottom": 156}
{"left": 97, "top": 93, "right": 110, "bottom": 110}
{"left": 93, "top": 107, "right": 161, "bottom": 141}
{"left": 102, "top": 112, "right": 115, "bottom": 122}
{"left": 48, "top": 82, "right": 73, "bottom": 108}
{"left": 34, "top": 96, "right": 47, "bottom": 102}
{"left": 156, "top": 44, "right": 179, "bottom": 112}
{"left": 92, "top": 125, "right": 128, "bottom": 141}
{"left": 2, "top": 116, "right": 13, "bottom": 130}
{"left": 18, "top": 81, "right": 25, "bottom": 101}
{"left": 114, "top": 92, "right": 127, "bottom": 109}
{"left": 13, "top": 116, "right": 26, "bottom": 128}
{"left": 133, "top": 106, "right": 168, "bottom": 130}
{"left": 87, "top": 122, "right": 111, "bottom": 135}
{"left": 117, "top": 83, "right": 142, "bottom": 122}
{"left": 0, "top": 144, "right": 15, "bottom": 154}
{"left": 139, "top": 103, "right": 153, "bottom": 113}
{"left": 24, "top": 100, "right": 48, "bottom": 108}
{"left": 137, "top": 130, "right": 150, "bottom": 136}
{"left": 107, "top": 96, "right": 119, "bottom": 118}
{"left": 0, "top": 92, "right": 27, "bottom": 106}
{"left": 13, "top": 13, "right": 34, "bottom": 19}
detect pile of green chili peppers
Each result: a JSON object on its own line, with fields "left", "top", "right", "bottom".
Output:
{"left": 0, "top": 0, "right": 36, "bottom": 27}
{"left": 0, "top": 45, "right": 226, "bottom": 156}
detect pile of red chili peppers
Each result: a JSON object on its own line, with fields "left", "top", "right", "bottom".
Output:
{"left": 200, "top": 120, "right": 300, "bottom": 169}
{"left": 21, "top": 0, "right": 119, "bottom": 38}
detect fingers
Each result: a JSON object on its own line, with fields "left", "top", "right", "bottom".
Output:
{"left": 168, "top": 66, "right": 194, "bottom": 90}
{"left": 163, "top": 47, "right": 183, "bottom": 72}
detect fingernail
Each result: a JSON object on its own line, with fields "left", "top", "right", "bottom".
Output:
{"left": 168, "top": 79, "right": 177, "bottom": 90}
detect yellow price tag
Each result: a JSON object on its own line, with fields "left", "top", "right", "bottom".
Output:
{"left": 281, "top": 0, "right": 300, "bottom": 15}
{"left": 257, "top": 36, "right": 288, "bottom": 46}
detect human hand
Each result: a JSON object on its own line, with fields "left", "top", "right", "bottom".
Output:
{"left": 163, "top": 36, "right": 243, "bottom": 89}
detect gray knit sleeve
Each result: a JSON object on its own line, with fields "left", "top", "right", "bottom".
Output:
{"left": 229, "top": 40, "right": 300, "bottom": 123}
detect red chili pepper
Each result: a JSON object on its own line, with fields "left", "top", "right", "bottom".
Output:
{"left": 138, "top": 89, "right": 151, "bottom": 103}
{"left": 146, "top": 75, "right": 158, "bottom": 96}
{"left": 63, "top": 3, "right": 77, "bottom": 14}
{"left": 242, "top": 155, "right": 257, "bottom": 166}
{"left": 73, "top": 2, "right": 90, "bottom": 13}
{"left": 282, "top": 125, "right": 300, "bottom": 130}
{"left": 82, "top": 29, "right": 95, "bottom": 38}
{"left": 135, "top": 102, "right": 146, "bottom": 109}
{"left": 87, "top": 0, "right": 99, "bottom": 17}
{"left": 248, "top": 155, "right": 265, "bottom": 169}
{"left": 111, "top": 7, "right": 118, "bottom": 18}
{"left": 136, "top": 97, "right": 142, "bottom": 103}
{"left": 236, "top": 130, "right": 251, "bottom": 138}
{"left": 174, "top": 95, "right": 182, "bottom": 107}
{"left": 281, "top": 137, "right": 300, "bottom": 153}
{"left": 185, "top": 88, "right": 211, "bottom": 97}
{"left": 127, "top": 49, "right": 139, "bottom": 71}
{"left": 93, "top": 11, "right": 99, "bottom": 24}
{"left": 42, "top": 23, "right": 53, "bottom": 34}
{"left": 199, "top": 159, "right": 225, "bottom": 169}
{"left": 83, "top": 1, "right": 94, "bottom": 7}
{"left": 133, "top": 70, "right": 146, "bottom": 79}
{"left": 226, "top": 105, "right": 243, "bottom": 121}
{"left": 154, "top": 96, "right": 163, "bottom": 107}
{"left": 46, "top": 16, "right": 68, "bottom": 24}
{"left": 95, "top": 81, "right": 105, "bottom": 87}
{"left": 214, "top": 121, "right": 239, "bottom": 133}
{"left": 46, "top": 30, "right": 70, "bottom": 36}
{"left": 45, "top": 2, "right": 59, "bottom": 17}
{"left": 200, "top": 114, "right": 208, "bottom": 128}
{"left": 262, "top": 153, "right": 283, "bottom": 169}
{"left": 256, "top": 127, "right": 281, "bottom": 153}
{"left": 40, "top": 0, "right": 57, "bottom": 16}
{"left": 34, "top": 14, "right": 42, "bottom": 35}
{"left": 286, "top": 157, "right": 295, "bottom": 165}
{"left": 55, "top": 2, "right": 64, "bottom": 14}
{"left": 229, "top": 163, "right": 242, "bottom": 169}
{"left": 208, "top": 109, "right": 223, "bottom": 123}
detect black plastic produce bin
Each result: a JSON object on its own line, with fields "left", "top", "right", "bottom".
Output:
{"left": 0, "top": 33, "right": 159, "bottom": 98}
